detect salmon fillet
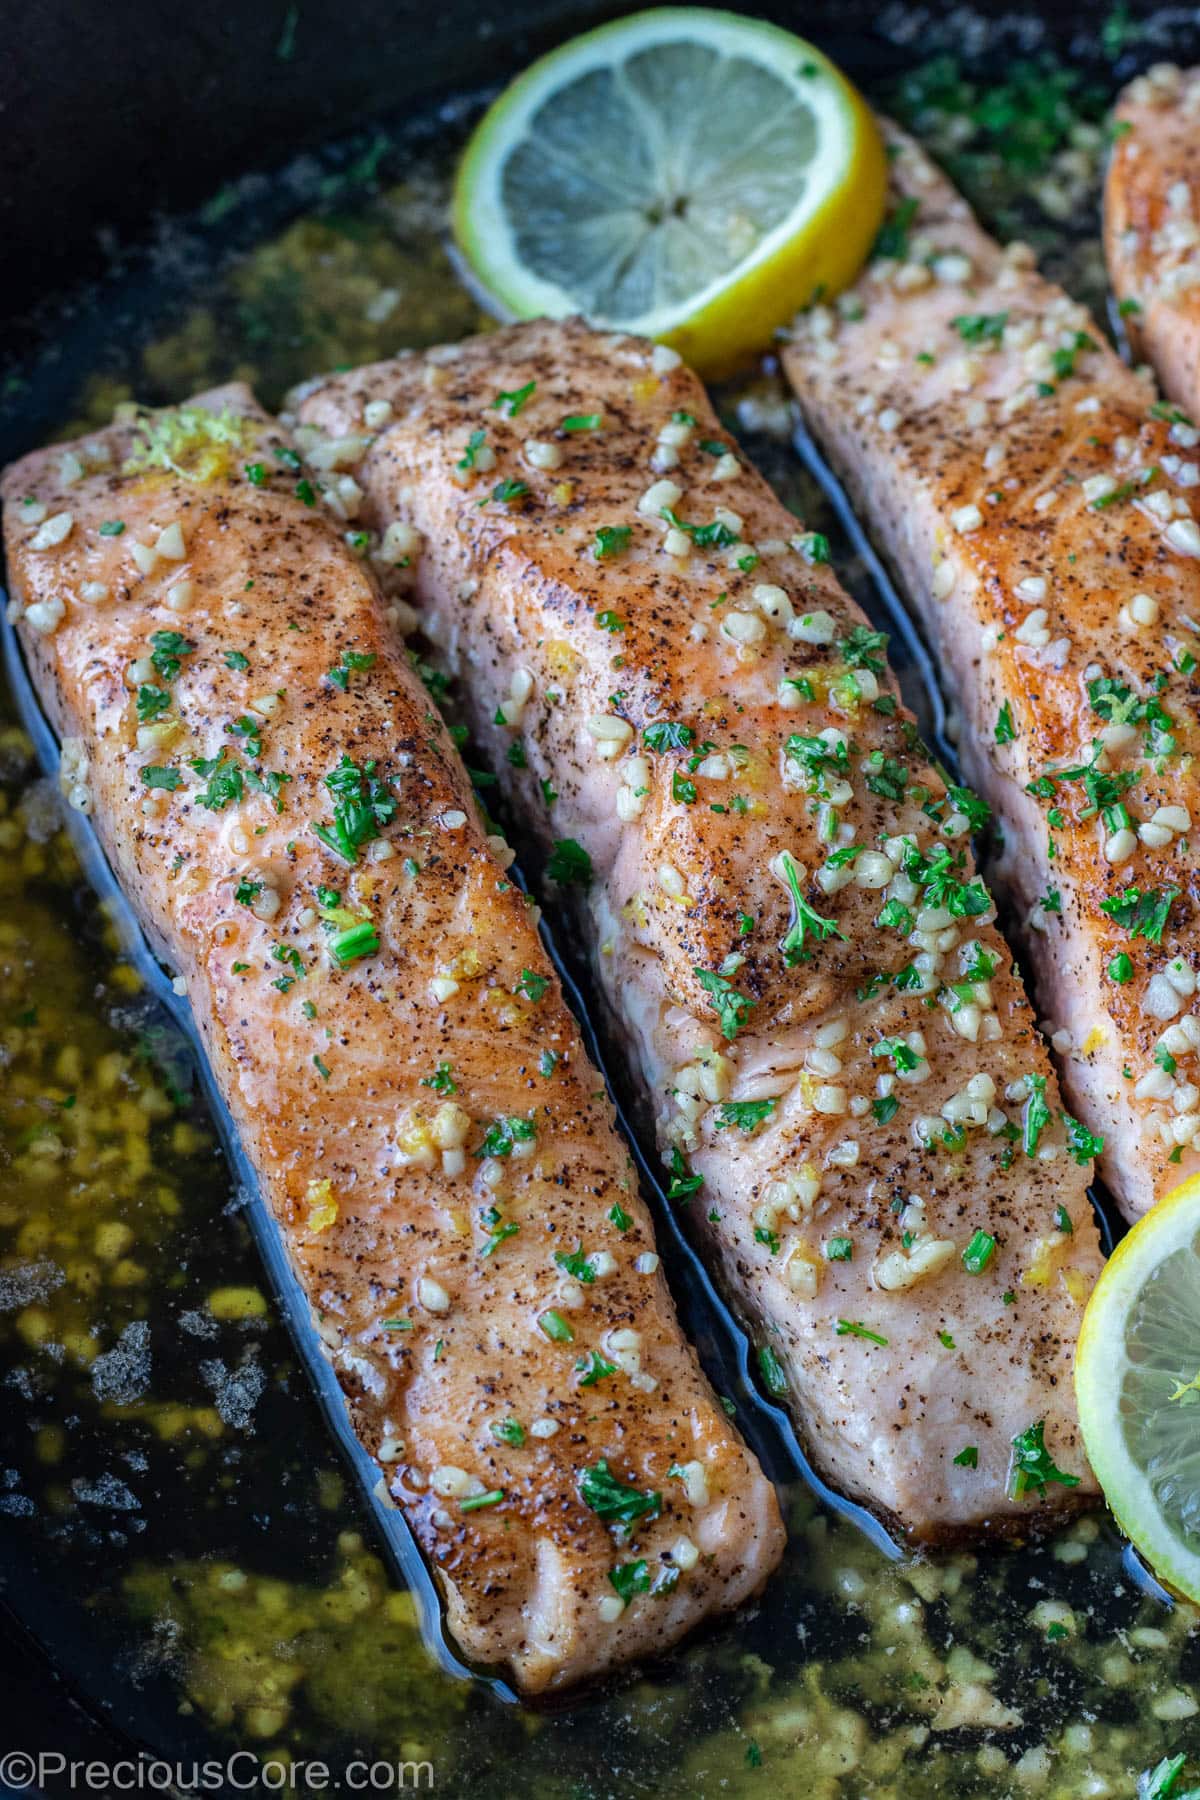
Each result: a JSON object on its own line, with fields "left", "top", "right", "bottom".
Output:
{"left": 0, "top": 386, "right": 783, "bottom": 1692}
{"left": 296, "top": 319, "right": 1102, "bottom": 1537}
{"left": 783, "top": 125, "right": 1200, "bottom": 1224}
{"left": 1107, "top": 63, "right": 1200, "bottom": 417}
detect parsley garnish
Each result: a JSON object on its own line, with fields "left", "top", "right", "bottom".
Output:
{"left": 1063, "top": 1113, "right": 1104, "bottom": 1164}
{"left": 149, "top": 629, "right": 194, "bottom": 683}
{"left": 475, "top": 1116, "right": 536, "bottom": 1159}
{"left": 140, "top": 765, "right": 182, "bottom": 791}
{"left": 545, "top": 838, "right": 592, "bottom": 886}
{"left": 1100, "top": 886, "right": 1178, "bottom": 943}
{"left": 695, "top": 968, "right": 755, "bottom": 1040}
{"left": 1009, "top": 1419, "right": 1080, "bottom": 1498}
{"left": 327, "top": 647, "right": 377, "bottom": 692}
{"left": 312, "top": 754, "right": 397, "bottom": 863}
{"left": 494, "top": 380, "right": 536, "bottom": 417}
{"left": 488, "top": 478, "right": 529, "bottom": 506}
{"left": 644, "top": 720, "right": 694, "bottom": 753}
{"left": 715, "top": 1099, "right": 776, "bottom": 1134}
{"left": 953, "top": 311, "right": 1008, "bottom": 343}
{"left": 660, "top": 507, "right": 739, "bottom": 549}
{"left": 608, "top": 1561, "right": 651, "bottom": 1607}
{"left": 575, "top": 1350, "right": 618, "bottom": 1387}
{"left": 836, "top": 1320, "right": 888, "bottom": 1346}
{"left": 578, "top": 1460, "right": 661, "bottom": 1528}
{"left": 594, "top": 525, "right": 632, "bottom": 559}
{"left": 778, "top": 850, "right": 844, "bottom": 964}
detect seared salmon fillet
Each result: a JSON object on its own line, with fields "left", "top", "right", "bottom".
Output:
{"left": 1107, "top": 63, "right": 1200, "bottom": 417}
{"left": 0, "top": 387, "right": 783, "bottom": 1692}
{"left": 297, "top": 319, "right": 1101, "bottom": 1537}
{"left": 784, "top": 125, "right": 1200, "bottom": 1224}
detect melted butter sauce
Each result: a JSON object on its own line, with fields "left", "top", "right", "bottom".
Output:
{"left": 2, "top": 20, "right": 1200, "bottom": 1795}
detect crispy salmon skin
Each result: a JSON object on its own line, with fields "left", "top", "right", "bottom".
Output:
{"left": 784, "top": 124, "right": 1200, "bottom": 1224}
{"left": 297, "top": 319, "right": 1102, "bottom": 1537}
{"left": 0, "top": 387, "right": 783, "bottom": 1692}
{"left": 1107, "top": 63, "right": 1200, "bottom": 417}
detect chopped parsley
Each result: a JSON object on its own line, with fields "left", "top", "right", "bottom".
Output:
{"left": 778, "top": 850, "right": 844, "bottom": 964}
{"left": 578, "top": 1459, "right": 661, "bottom": 1528}
{"left": 665, "top": 1146, "right": 703, "bottom": 1201}
{"left": 327, "top": 648, "right": 377, "bottom": 692}
{"left": 952, "top": 311, "right": 1008, "bottom": 343}
{"left": 715, "top": 1099, "right": 776, "bottom": 1134}
{"left": 140, "top": 765, "right": 182, "bottom": 791}
{"left": 136, "top": 684, "right": 172, "bottom": 724}
{"left": 190, "top": 751, "right": 244, "bottom": 811}
{"left": 545, "top": 838, "right": 592, "bottom": 886}
{"left": 1100, "top": 886, "right": 1178, "bottom": 943}
{"left": 554, "top": 1245, "right": 595, "bottom": 1284}
{"left": 643, "top": 720, "right": 694, "bottom": 753}
{"left": 757, "top": 1344, "right": 789, "bottom": 1397}
{"left": 312, "top": 754, "right": 397, "bottom": 863}
{"left": 594, "top": 525, "right": 633, "bottom": 559}
{"left": 695, "top": 968, "right": 755, "bottom": 1040}
{"left": 149, "top": 629, "right": 194, "bottom": 684}
{"left": 660, "top": 507, "right": 739, "bottom": 549}
{"left": 422, "top": 1065, "right": 460, "bottom": 1094}
{"left": 575, "top": 1350, "right": 618, "bottom": 1387}
{"left": 1009, "top": 1419, "right": 1080, "bottom": 1499}
{"left": 494, "top": 380, "right": 536, "bottom": 417}
{"left": 475, "top": 1116, "right": 536, "bottom": 1159}
{"left": 1063, "top": 1113, "right": 1104, "bottom": 1165}
{"left": 457, "top": 428, "right": 487, "bottom": 472}
{"left": 488, "top": 478, "right": 529, "bottom": 506}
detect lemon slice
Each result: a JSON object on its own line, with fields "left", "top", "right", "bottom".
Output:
{"left": 453, "top": 7, "right": 886, "bottom": 377}
{"left": 1076, "top": 1174, "right": 1200, "bottom": 1600}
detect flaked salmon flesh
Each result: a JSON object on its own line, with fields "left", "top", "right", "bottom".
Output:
{"left": 0, "top": 385, "right": 784, "bottom": 1692}
{"left": 298, "top": 318, "right": 1102, "bottom": 1537}
{"left": 784, "top": 124, "right": 1200, "bottom": 1225}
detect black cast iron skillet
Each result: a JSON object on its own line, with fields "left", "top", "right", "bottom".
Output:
{"left": 0, "top": 0, "right": 1174, "bottom": 1780}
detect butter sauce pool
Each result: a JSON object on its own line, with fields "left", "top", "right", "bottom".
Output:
{"left": 1, "top": 18, "right": 1199, "bottom": 1796}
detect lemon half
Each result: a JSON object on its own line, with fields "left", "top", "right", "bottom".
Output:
{"left": 453, "top": 7, "right": 886, "bottom": 377}
{"left": 1076, "top": 1174, "right": 1200, "bottom": 1600}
